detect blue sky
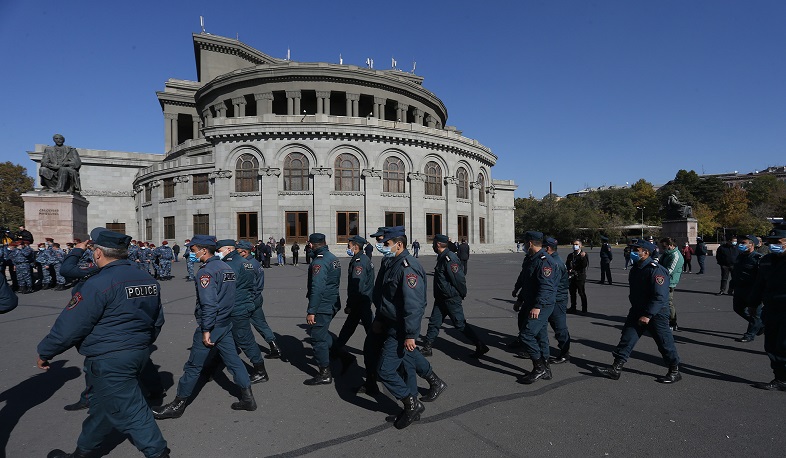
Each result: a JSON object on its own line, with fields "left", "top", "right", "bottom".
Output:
{"left": 1, "top": 0, "right": 784, "bottom": 198}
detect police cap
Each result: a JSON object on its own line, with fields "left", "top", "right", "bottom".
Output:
{"left": 236, "top": 240, "right": 253, "bottom": 250}
{"left": 216, "top": 239, "right": 236, "bottom": 249}
{"left": 544, "top": 237, "right": 558, "bottom": 249}
{"left": 381, "top": 226, "right": 406, "bottom": 243}
{"left": 308, "top": 233, "right": 326, "bottom": 243}
{"left": 186, "top": 235, "right": 217, "bottom": 248}
{"left": 369, "top": 227, "right": 388, "bottom": 238}
{"left": 523, "top": 231, "right": 543, "bottom": 242}
{"left": 738, "top": 234, "right": 759, "bottom": 246}
{"left": 348, "top": 235, "right": 368, "bottom": 246}
{"left": 630, "top": 238, "right": 656, "bottom": 253}
{"left": 765, "top": 225, "right": 786, "bottom": 240}
{"left": 434, "top": 234, "right": 449, "bottom": 243}
{"left": 90, "top": 227, "right": 131, "bottom": 249}
{"left": 600, "top": 236, "right": 609, "bottom": 242}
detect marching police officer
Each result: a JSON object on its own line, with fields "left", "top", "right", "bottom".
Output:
{"left": 38, "top": 227, "right": 170, "bottom": 458}
{"left": 236, "top": 240, "right": 282, "bottom": 359}
{"left": 731, "top": 235, "right": 764, "bottom": 342}
{"left": 304, "top": 233, "right": 342, "bottom": 385}
{"left": 749, "top": 225, "right": 786, "bottom": 391}
{"left": 217, "top": 239, "right": 269, "bottom": 383}
{"left": 544, "top": 237, "right": 571, "bottom": 364}
{"left": 599, "top": 235, "right": 613, "bottom": 284}
{"left": 421, "top": 234, "right": 488, "bottom": 358}
{"left": 332, "top": 235, "right": 375, "bottom": 363}
{"left": 511, "top": 231, "right": 557, "bottom": 384}
{"left": 154, "top": 235, "right": 257, "bottom": 419}
{"left": 597, "top": 239, "right": 682, "bottom": 383}
{"left": 155, "top": 241, "right": 174, "bottom": 280}
{"left": 566, "top": 239, "right": 588, "bottom": 313}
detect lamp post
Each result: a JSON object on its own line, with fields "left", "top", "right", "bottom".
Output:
{"left": 637, "top": 206, "right": 645, "bottom": 239}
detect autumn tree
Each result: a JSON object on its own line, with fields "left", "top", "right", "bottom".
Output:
{"left": 0, "top": 162, "right": 34, "bottom": 229}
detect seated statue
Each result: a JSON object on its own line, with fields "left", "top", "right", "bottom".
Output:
{"left": 666, "top": 194, "right": 693, "bottom": 219}
{"left": 40, "top": 134, "right": 82, "bottom": 194}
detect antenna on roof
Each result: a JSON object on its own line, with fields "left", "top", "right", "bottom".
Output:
{"left": 339, "top": 53, "right": 343, "bottom": 65}
{"left": 391, "top": 57, "right": 397, "bottom": 69}
{"left": 411, "top": 61, "right": 416, "bottom": 73}
{"left": 286, "top": 48, "right": 291, "bottom": 61}
{"left": 200, "top": 16, "right": 206, "bottom": 34}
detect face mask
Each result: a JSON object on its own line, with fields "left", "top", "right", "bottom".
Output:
{"left": 380, "top": 245, "right": 395, "bottom": 258}
{"left": 39, "top": 247, "right": 45, "bottom": 251}
{"left": 629, "top": 251, "right": 641, "bottom": 263}
{"left": 346, "top": 248, "right": 354, "bottom": 257}
{"left": 737, "top": 243, "right": 748, "bottom": 252}
{"left": 189, "top": 253, "right": 198, "bottom": 262}
{"left": 769, "top": 244, "right": 784, "bottom": 254}
{"left": 375, "top": 243, "right": 386, "bottom": 254}
{"left": 216, "top": 251, "right": 226, "bottom": 260}
{"left": 573, "top": 245, "right": 580, "bottom": 251}
{"left": 731, "top": 241, "right": 737, "bottom": 246}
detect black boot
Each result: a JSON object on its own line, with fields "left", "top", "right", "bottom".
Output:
{"left": 394, "top": 395, "right": 425, "bottom": 429}
{"left": 355, "top": 374, "right": 381, "bottom": 395}
{"left": 47, "top": 448, "right": 96, "bottom": 458}
{"left": 231, "top": 387, "right": 257, "bottom": 411}
{"left": 470, "top": 341, "right": 490, "bottom": 358}
{"left": 63, "top": 399, "right": 89, "bottom": 411}
{"left": 657, "top": 365, "right": 682, "bottom": 384}
{"left": 548, "top": 352, "right": 570, "bottom": 364}
{"left": 54, "top": 284, "right": 66, "bottom": 291}
{"left": 152, "top": 396, "right": 188, "bottom": 419}
{"left": 596, "top": 359, "right": 625, "bottom": 380}
{"left": 250, "top": 361, "right": 269, "bottom": 384}
{"left": 151, "top": 448, "right": 171, "bottom": 458}
{"left": 265, "top": 340, "right": 282, "bottom": 359}
{"left": 419, "top": 340, "right": 433, "bottom": 357}
{"left": 754, "top": 379, "right": 786, "bottom": 391}
{"left": 304, "top": 366, "right": 333, "bottom": 385}
{"left": 420, "top": 371, "right": 448, "bottom": 402}
{"left": 521, "top": 358, "right": 548, "bottom": 384}
{"left": 541, "top": 358, "right": 553, "bottom": 380}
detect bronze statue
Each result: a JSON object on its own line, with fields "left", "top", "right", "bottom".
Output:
{"left": 665, "top": 193, "right": 693, "bottom": 219}
{"left": 40, "top": 134, "right": 82, "bottom": 194}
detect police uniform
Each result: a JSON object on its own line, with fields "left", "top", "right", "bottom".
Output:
{"left": 333, "top": 235, "right": 375, "bottom": 355}
{"left": 512, "top": 231, "right": 557, "bottom": 384}
{"left": 304, "top": 233, "right": 342, "bottom": 385}
{"left": 597, "top": 239, "right": 681, "bottom": 383}
{"left": 36, "top": 244, "right": 52, "bottom": 288}
{"left": 599, "top": 237, "right": 613, "bottom": 284}
{"left": 218, "top": 240, "right": 268, "bottom": 383}
{"left": 545, "top": 238, "right": 571, "bottom": 364}
{"left": 422, "top": 234, "right": 488, "bottom": 358}
{"left": 749, "top": 226, "right": 786, "bottom": 391}
{"left": 731, "top": 235, "right": 764, "bottom": 342}
{"left": 566, "top": 246, "right": 589, "bottom": 313}
{"left": 11, "top": 242, "right": 34, "bottom": 293}
{"left": 153, "top": 235, "right": 256, "bottom": 420}
{"left": 37, "top": 228, "right": 169, "bottom": 458}
{"left": 51, "top": 245, "right": 66, "bottom": 289}
{"left": 0, "top": 273, "right": 18, "bottom": 314}
{"left": 237, "top": 240, "right": 281, "bottom": 359}
{"left": 155, "top": 242, "right": 174, "bottom": 280}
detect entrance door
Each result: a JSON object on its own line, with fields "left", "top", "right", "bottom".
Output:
{"left": 237, "top": 212, "right": 258, "bottom": 243}
{"left": 286, "top": 211, "right": 309, "bottom": 243}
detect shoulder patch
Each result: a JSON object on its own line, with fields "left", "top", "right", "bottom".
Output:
{"left": 543, "top": 266, "right": 553, "bottom": 277}
{"left": 126, "top": 284, "right": 158, "bottom": 299}
{"left": 312, "top": 264, "right": 321, "bottom": 275}
{"left": 332, "top": 259, "right": 340, "bottom": 269}
{"left": 223, "top": 272, "right": 236, "bottom": 282}
{"left": 451, "top": 262, "right": 460, "bottom": 273}
{"left": 354, "top": 265, "right": 363, "bottom": 276}
{"left": 200, "top": 274, "right": 211, "bottom": 288}
{"left": 66, "top": 292, "right": 83, "bottom": 310}
{"left": 655, "top": 275, "right": 666, "bottom": 285}
{"left": 243, "top": 262, "right": 254, "bottom": 270}
{"left": 406, "top": 273, "right": 418, "bottom": 288}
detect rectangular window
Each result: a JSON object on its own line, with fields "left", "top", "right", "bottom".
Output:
{"left": 145, "top": 218, "right": 152, "bottom": 241}
{"left": 105, "top": 222, "right": 126, "bottom": 233}
{"left": 336, "top": 211, "right": 359, "bottom": 243}
{"left": 163, "top": 216, "right": 175, "bottom": 240}
{"left": 193, "top": 214, "right": 210, "bottom": 234}
{"left": 285, "top": 211, "right": 309, "bottom": 243}
{"left": 193, "top": 174, "right": 209, "bottom": 195}
{"left": 457, "top": 215, "right": 469, "bottom": 241}
{"left": 385, "top": 212, "right": 405, "bottom": 228}
{"left": 144, "top": 185, "right": 152, "bottom": 203}
{"left": 163, "top": 178, "right": 175, "bottom": 199}
{"left": 426, "top": 213, "right": 442, "bottom": 242}
{"left": 237, "top": 212, "right": 259, "bottom": 242}
{"left": 479, "top": 217, "right": 486, "bottom": 243}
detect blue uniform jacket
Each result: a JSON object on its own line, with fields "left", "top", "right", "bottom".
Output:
{"left": 748, "top": 253, "right": 786, "bottom": 308}
{"left": 627, "top": 258, "right": 670, "bottom": 317}
{"left": 347, "top": 252, "right": 374, "bottom": 306}
{"left": 731, "top": 250, "right": 762, "bottom": 299}
{"left": 222, "top": 250, "right": 257, "bottom": 316}
{"left": 0, "top": 279, "right": 18, "bottom": 313}
{"left": 434, "top": 249, "right": 467, "bottom": 301}
{"left": 194, "top": 256, "right": 236, "bottom": 331}
{"left": 157, "top": 246, "right": 174, "bottom": 261}
{"left": 372, "top": 257, "right": 392, "bottom": 309}
{"left": 37, "top": 260, "right": 164, "bottom": 360}
{"left": 550, "top": 252, "right": 569, "bottom": 304}
{"left": 60, "top": 247, "right": 100, "bottom": 280}
{"left": 244, "top": 254, "right": 265, "bottom": 307}
{"left": 378, "top": 249, "right": 428, "bottom": 339}
{"left": 35, "top": 248, "right": 51, "bottom": 265}
{"left": 306, "top": 246, "right": 341, "bottom": 315}
{"left": 600, "top": 243, "right": 613, "bottom": 262}
{"left": 514, "top": 248, "right": 557, "bottom": 309}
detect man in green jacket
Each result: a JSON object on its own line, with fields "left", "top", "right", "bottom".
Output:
{"left": 659, "top": 237, "right": 684, "bottom": 331}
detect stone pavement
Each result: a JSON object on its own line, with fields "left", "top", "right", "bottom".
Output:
{"left": 1, "top": 247, "right": 783, "bottom": 457}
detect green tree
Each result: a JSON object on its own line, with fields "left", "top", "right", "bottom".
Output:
{"left": 0, "top": 162, "right": 34, "bottom": 229}
{"left": 693, "top": 201, "right": 718, "bottom": 238}
{"left": 716, "top": 186, "right": 750, "bottom": 231}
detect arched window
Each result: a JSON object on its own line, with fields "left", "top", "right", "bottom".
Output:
{"left": 334, "top": 153, "right": 360, "bottom": 191}
{"left": 235, "top": 153, "right": 259, "bottom": 192}
{"left": 478, "top": 173, "right": 486, "bottom": 203}
{"left": 456, "top": 167, "right": 469, "bottom": 199}
{"left": 424, "top": 161, "right": 442, "bottom": 196}
{"left": 383, "top": 157, "right": 406, "bottom": 193}
{"left": 284, "top": 152, "right": 309, "bottom": 191}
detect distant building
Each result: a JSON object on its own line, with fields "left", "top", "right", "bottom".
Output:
{"left": 701, "top": 166, "right": 786, "bottom": 187}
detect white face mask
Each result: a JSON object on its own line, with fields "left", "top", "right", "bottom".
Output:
{"left": 573, "top": 244, "right": 580, "bottom": 251}
{"left": 216, "top": 251, "right": 226, "bottom": 260}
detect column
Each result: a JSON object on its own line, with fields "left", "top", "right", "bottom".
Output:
{"left": 255, "top": 92, "right": 273, "bottom": 114}
{"left": 192, "top": 116, "right": 200, "bottom": 140}
{"left": 201, "top": 108, "right": 213, "bottom": 129}
{"left": 286, "top": 91, "right": 300, "bottom": 115}
{"left": 311, "top": 167, "right": 333, "bottom": 241}
{"left": 396, "top": 102, "right": 409, "bottom": 122}
{"left": 294, "top": 95, "right": 301, "bottom": 116}
{"left": 470, "top": 180, "right": 480, "bottom": 245}
{"left": 444, "top": 176, "right": 458, "bottom": 238}
{"left": 208, "top": 170, "right": 233, "bottom": 239}
{"left": 232, "top": 96, "right": 247, "bottom": 117}
{"left": 408, "top": 172, "right": 427, "bottom": 243}
{"left": 374, "top": 97, "right": 385, "bottom": 119}
{"left": 213, "top": 101, "right": 227, "bottom": 118}
{"left": 163, "top": 113, "right": 177, "bottom": 152}
{"left": 486, "top": 185, "right": 496, "bottom": 244}
{"left": 259, "top": 167, "right": 281, "bottom": 240}
{"left": 426, "top": 114, "right": 435, "bottom": 128}
{"left": 362, "top": 168, "right": 383, "bottom": 237}
{"left": 346, "top": 93, "right": 360, "bottom": 117}
{"left": 316, "top": 91, "right": 331, "bottom": 114}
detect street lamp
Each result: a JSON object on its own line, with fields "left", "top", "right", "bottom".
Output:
{"left": 636, "top": 206, "right": 645, "bottom": 239}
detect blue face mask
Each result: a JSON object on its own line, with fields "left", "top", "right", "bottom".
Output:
{"left": 737, "top": 243, "right": 749, "bottom": 252}
{"left": 769, "top": 244, "right": 784, "bottom": 254}
{"left": 375, "top": 243, "right": 386, "bottom": 254}
{"left": 346, "top": 248, "right": 354, "bottom": 257}
{"left": 380, "top": 246, "right": 395, "bottom": 258}
{"left": 188, "top": 253, "right": 198, "bottom": 262}
{"left": 629, "top": 251, "right": 641, "bottom": 263}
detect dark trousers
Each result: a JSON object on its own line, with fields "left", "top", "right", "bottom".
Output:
{"left": 77, "top": 349, "right": 167, "bottom": 457}
{"left": 461, "top": 259, "right": 468, "bottom": 274}
{"left": 518, "top": 305, "right": 553, "bottom": 360}
{"left": 668, "top": 288, "right": 677, "bottom": 326}
{"left": 762, "top": 306, "right": 786, "bottom": 380}
{"left": 377, "top": 321, "right": 431, "bottom": 399}
{"left": 231, "top": 310, "right": 263, "bottom": 365}
{"left": 310, "top": 312, "right": 335, "bottom": 367}
{"left": 600, "top": 261, "right": 612, "bottom": 284}
{"left": 569, "top": 276, "right": 587, "bottom": 311}
{"left": 425, "top": 298, "right": 480, "bottom": 345}
{"left": 697, "top": 255, "right": 706, "bottom": 274}
{"left": 733, "top": 294, "right": 763, "bottom": 339}
{"left": 292, "top": 253, "right": 299, "bottom": 265}
{"left": 720, "top": 266, "right": 733, "bottom": 294}
{"left": 612, "top": 307, "right": 680, "bottom": 366}
{"left": 334, "top": 299, "right": 373, "bottom": 350}
{"left": 176, "top": 325, "right": 251, "bottom": 398}
{"left": 75, "top": 355, "right": 163, "bottom": 405}
{"left": 250, "top": 301, "right": 276, "bottom": 343}
{"left": 548, "top": 300, "right": 570, "bottom": 356}
{"left": 683, "top": 258, "right": 692, "bottom": 272}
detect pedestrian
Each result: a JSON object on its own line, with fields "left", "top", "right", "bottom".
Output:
{"left": 236, "top": 241, "right": 281, "bottom": 359}
{"left": 731, "top": 235, "right": 764, "bottom": 343}
{"left": 695, "top": 237, "right": 708, "bottom": 274}
{"left": 511, "top": 231, "right": 557, "bottom": 384}
{"left": 623, "top": 245, "right": 632, "bottom": 269}
{"left": 184, "top": 239, "right": 196, "bottom": 281}
{"left": 262, "top": 242, "right": 272, "bottom": 268}
{"left": 172, "top": 242, "right": 180, "bottom": 262}
{"left": 16, "top": 225, "right": 34, "bottom": 244}
{"left": 457, "top": 239, "right": 470, "bottom": 274}
{"left": 153, "top": 235, "right": 257, "bottom": 419}
{"left": 421, "top": 234, "right": 488, "bottom": 358}
{"left": 364, "top": 240, "right": 374, "bottom": 258}
{"left": 681, "top": 242, "right": 694, "bottom": 273}
{"left": 304, "top": 241, "right": 313, "bottom": 264}
{"left": 659, "top": 237, "right": 684, "bottom": 331}
{"left": 716, "top": 236, "right": 738, "bottom": 295}
{"left": 304, "top": 233, "right": 342, "bottom": 385}
{"left": 596, "top": 238, "right": 682, "bottom": 383}
{"left": 412, "top": 239, "right": 420, "bottom": 258}
{"left": 599, "top": 236, "right": 613, "bottom": 285}
{"left": 566, "top": 239, "right": 588, "bottom": 314}
{"left": 749, "top": 225, "right": 786, "bottom": 391}
{"left": 544, "top": 237, "right": 571, "bottom": 364}
{"left": 37, "top": 228, "right": 170, "bottom": 458}
{"left": 276, "top": 240, "right": 285, "bottom": 266}
{"left": 291, "top": 241, "right": 300, "bottom": 265}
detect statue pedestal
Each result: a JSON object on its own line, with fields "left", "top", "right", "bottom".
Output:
{"left": 661, "top": 218, "right": 698, "bottom": 245}
{"left": 22, "top": 192, "right": 89, "bottom": 243}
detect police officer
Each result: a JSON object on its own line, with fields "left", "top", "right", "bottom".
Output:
{"left": 156, "top": 241, "right": 174, "bottom": 280}
{"left": 750, "top": 225, "right": 786, "bottom": 391}
{"left": 216, "top": 239, "right": 269, "bottom": 383}
{"left": 236, "top": 240, "right": 282, "bottom": 359}
{"left": 304, "top": 233, "right": 342, "bottom": 385}
{"left": 153, "top": 235, "right": 257, "bottom": 419}
{"left": 332, "top": 235, "right": 375, "bottom": 365}
{"left": 421, "top": 234, "right": 488, "bottom": 358}
{"left": 37, "top": 228, "right": 170, "bottom": 458}
{"left": 51, "top": 242, "right": 67, "bottom": 290}
{"left": 731, "top": 235, "right": 764, "bottom": 343}
{"left": 566, "top": 239, "right": 588, "bottom": 314}
{"left": 544, "top": 237, "right": 571, "bottom": 364}
{"left": 659, "top": 237, "right": 684, "bottom": 331}
{"left": 1, "top": 272, "right": 18, "bottom": 314}
{"left": 596, "top": 239, "right": 682, "bottom": 383}
{"left": 599, "top": 235, "right": 613, "bottom": 284}
{"left": 511, "top": 231, "right": 557, "bottom": 384}
{"left": 36, "top": 242, "right": 52, "bottom": 289}
{"left": 11, "top": 241, "right": 34, "bottom": 294}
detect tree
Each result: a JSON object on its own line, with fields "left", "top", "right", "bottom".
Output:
{"left": 0, "top": 162, "right": 34, "bottom": 229}
{"left": 693, "top": 201, "right": 718, "bottom": 238}
{"left": 716, "top": 186, "right": 750, "bottom": 232}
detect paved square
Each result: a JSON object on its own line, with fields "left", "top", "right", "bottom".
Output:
{"left": 1, "top": 248, "right": 782, "bottom": 457}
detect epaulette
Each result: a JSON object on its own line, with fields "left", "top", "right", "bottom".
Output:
{"left": 540, "top": 254, "right": 547, "bottom": 259}
{"left": 650, "top": 262, "right": 658, "bottom": 267}
{"left": 316, "top": 254, "right": 324, "bottom": 258}
{"left": 354, "top": 257, "right": 360, "bottom": 261}
{"left": 445, "top": 254, "right": 452, "bottom": 262}
{"left": 403, "top": 258, "right": 410, "bottom": 268}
